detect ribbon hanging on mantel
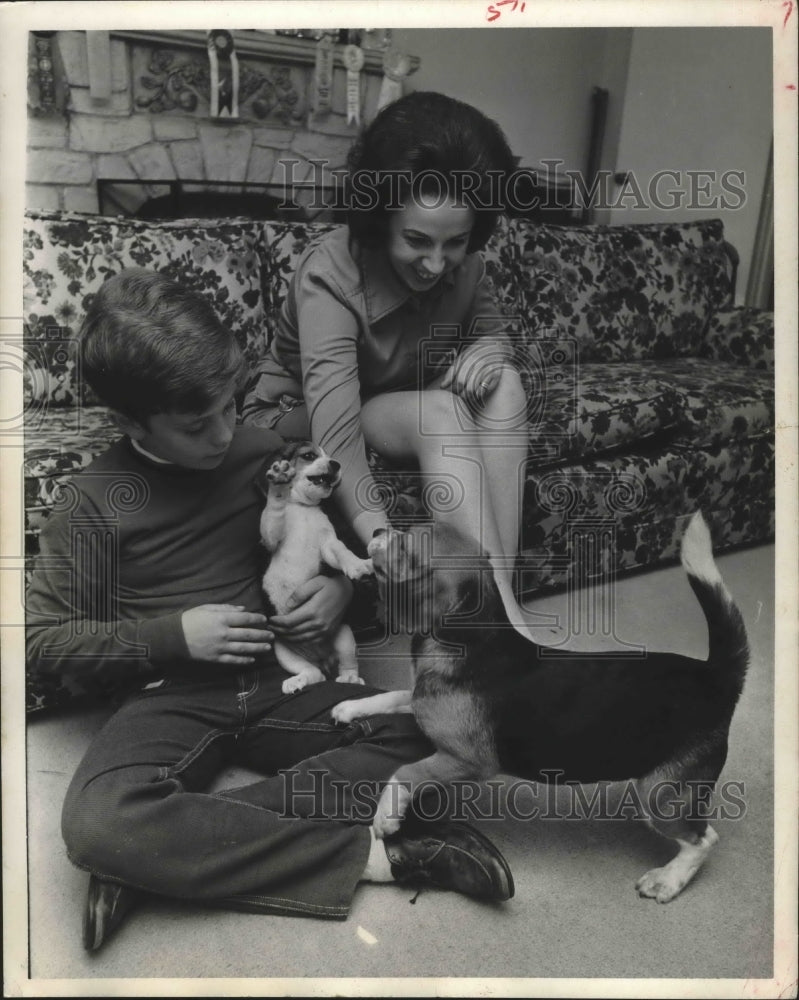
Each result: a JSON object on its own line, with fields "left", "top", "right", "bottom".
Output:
{"left": 342, "top": 44, "right": 365, "bottom": 125}
{"left": 313, "top": 34, "right": 334, "bottom": 116}
{"left": 208, "top": 29, "right": 239, "bottom": 118}
{"left": 377, "top": 48, "right": 414, "bottom": 112}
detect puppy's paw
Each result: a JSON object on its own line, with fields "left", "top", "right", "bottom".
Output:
{"left": 267, "top": 460, "right": 295, "bottom": 486}
{"left": 635, "top": 866, "right": 687, "bottom": 903}
{"left": 344, "top": 557, "right": 374, "bottom": 581}
{"left": 331, "top": 699, "right": 366, "bottom": 724}
{"left": 336, "top": 670, "right": 365, "bottom": 685}
{"left": 282, "top": 671, "right": 322, "bottom": 694}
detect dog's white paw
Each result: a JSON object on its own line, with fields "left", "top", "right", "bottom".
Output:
{"left": 331, "top": 699, "right": 366, "bottom": 724}
{"left": 267, "top": 459, "right": 295, "bottom": 485}
{"left": 336, "top": 670, "right": 366, "bottom": 685}
{"left": 282, "top": 673, "right": 313, "bottom": 694}
{"left": 372, "top": 783, "right": 410, "bottom": 839}
{"left": 372, "top": 806, "right": 403, "bottom": 840}
{"left": 344, "top": 557, "right": 374, "bottom": 581}
{"left": 635, "top": 866, "right": 687, "bottom": 903}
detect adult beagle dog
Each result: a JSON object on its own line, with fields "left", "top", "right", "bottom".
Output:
{"left": 332, "top": 513, "right": 749, "bottom": 903}
{"left": 256, "top": 441, "right": 373, "bottom": 694}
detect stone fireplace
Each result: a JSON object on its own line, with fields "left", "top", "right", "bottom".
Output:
{"left": 26, "top": 29, "right": 418, "bottom": 217}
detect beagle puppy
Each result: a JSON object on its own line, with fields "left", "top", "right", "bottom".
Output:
{"left": 257, "top": 441, "right": 373, "bottom": 694}
{"left": 332, "top": 513, "right": 749, "bottom": 903}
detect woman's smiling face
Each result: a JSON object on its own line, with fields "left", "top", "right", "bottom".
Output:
{"left": 385, "top": 194, "right": 475, "bottom": 293}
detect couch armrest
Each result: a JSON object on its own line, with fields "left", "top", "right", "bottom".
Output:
{"left": 700, "top": 306, "right": 774, "bottom": 371}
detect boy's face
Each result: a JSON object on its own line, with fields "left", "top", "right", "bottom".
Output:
{"left": 122, "top": 382, "right": 238, "bottom": 470}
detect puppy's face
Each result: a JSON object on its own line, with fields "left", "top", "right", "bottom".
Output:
{"left": 258, "top": 441, "right": 342, "bottom": 505}
{"left": 368, "top": 523, "right": 490, "bottom": 631}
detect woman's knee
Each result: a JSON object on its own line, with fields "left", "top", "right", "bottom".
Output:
{"left": 360, "top": 391, "right": 436, "bottom": 458}
{"left": 487, "top": 364, "right": 527, "bottom": 412}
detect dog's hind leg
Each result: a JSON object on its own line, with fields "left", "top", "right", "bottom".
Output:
{"left": 332, "top": 624, "right": 365, "bottom": 685}
{"left": 633, "top": 745, "right": 727, "bottom": 903}
{"left": 274, "top": 641, "right": 326, "bottom": 694}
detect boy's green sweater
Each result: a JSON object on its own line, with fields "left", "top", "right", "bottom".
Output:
{"left": 26, "top": 425, "right": 282, "bottom": 684}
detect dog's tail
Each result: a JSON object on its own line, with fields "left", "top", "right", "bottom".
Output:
{"left": 680, "top": 512, "right": 749, "bottom": 701}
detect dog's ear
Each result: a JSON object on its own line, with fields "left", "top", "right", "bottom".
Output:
{"left": 287, "top": 440, "right": 323, "bottom": 464}
{"left": 279, "top": 441, "right": 303, "bottom": 461}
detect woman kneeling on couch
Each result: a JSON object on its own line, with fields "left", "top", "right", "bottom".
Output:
{"left": 243, "top": 91, "right": 533, "bottom": 634}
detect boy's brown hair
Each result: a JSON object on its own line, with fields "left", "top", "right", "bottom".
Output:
{"left": 80, "top": 269, "right": 246, "bottom": 425}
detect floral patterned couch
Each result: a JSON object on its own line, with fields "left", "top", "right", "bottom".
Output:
{"left": 23, "top": 209, "right": 774, "bottom": 712}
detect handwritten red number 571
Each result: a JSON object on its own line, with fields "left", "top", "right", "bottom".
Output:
{"left": 487, "top": 0, "right": 527, "bottom": 23}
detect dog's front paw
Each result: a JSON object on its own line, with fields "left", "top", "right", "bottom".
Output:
{"left": 636, "top": 866, "right": 686, "bottom": 904}
{"left": 344, "top": 557, "right": 374, "bottom": 581}
{"left": 267, "top": 459, "right": 295, "bottom": 486}
{"left": 372, "top": 783, "right": 410, "bottom": 839}
{"left": 281, "top": 669, "right": 323, "bottom": 694}
{"left": 331, "top": 698, "right": 366, "bottom": 724}
{"left": 336, "top": 669, "right": 365, "bottom": 685}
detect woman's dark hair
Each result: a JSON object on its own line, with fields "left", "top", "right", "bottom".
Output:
{"left": 345, "top": 91, "right": 517, "bottom": 253}
{"left": 80, "top": 268, "right": 247, "bottom": 426}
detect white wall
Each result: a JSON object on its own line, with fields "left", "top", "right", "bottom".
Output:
{"left": 393, "top": 28, "right": 618, "bottom": 173}
{"left": 608, "top": 27, "right": 773, "bottom": 302}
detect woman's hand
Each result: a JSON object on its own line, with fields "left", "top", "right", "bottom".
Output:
{"left": 439, "top": 338, "right": 510, "bottom": 410}
{"left": 269, "top": 574, "right": 354, "bottom": 642}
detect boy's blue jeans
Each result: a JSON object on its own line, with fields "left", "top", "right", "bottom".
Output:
{"left": 61, "top": 665, "right": 431, "bottom": 919}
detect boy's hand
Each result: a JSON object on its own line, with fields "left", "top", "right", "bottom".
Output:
{"left": 181, "top": 605, "right": 274, "bottom": 665}
{"left": 269, "top": 575, "right": 353, "bottom": 642}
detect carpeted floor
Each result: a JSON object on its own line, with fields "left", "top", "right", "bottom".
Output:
{"left": 21, "top": 542, "right": 781, "bottom": 992}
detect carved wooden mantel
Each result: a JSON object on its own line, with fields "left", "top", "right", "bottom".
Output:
{"left": 89, "top": 29, "right": 420, "bottom": 127}
{"left": 110, "top": 30, "right": 394, "bottom": 72}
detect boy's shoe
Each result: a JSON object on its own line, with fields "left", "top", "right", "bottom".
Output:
{"left": 82, "top": 875, "right": 141, "bottom": 952}
{"left": 384, "top": 820, "right": 515, "bottom": 901}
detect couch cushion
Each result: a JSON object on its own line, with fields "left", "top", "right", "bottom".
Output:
{"left": 523, "top": 352, "right": 684, "bottom": 463}
{"left": 24, "top": 407, "right": 120, "bottom": 553}
{"left": 260, "top": 220, "right": 342, "bottom": 342}
{"left": 507, "top": 218, "right": 734, "bottom": 362}
{"left": 480, "top": 215, "right": 521, "bottom": 323}
{"left": 518, "top": 437, "right": 775, "bottom": 593}
{"left": 520, "top": 352, "right": 773, "bottom": 465}
{"left": 700, "top": 306, "right": 775, "bottom": 371}
{"left": 23, "top": 212, "right": 268, "bottom": 407}
{"left": 637, "top": 359, "right": 774, "bottom": 448}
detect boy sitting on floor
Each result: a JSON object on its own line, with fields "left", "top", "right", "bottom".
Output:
{"left": 25, "top": 269, "right": 514, "bottom": 953}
